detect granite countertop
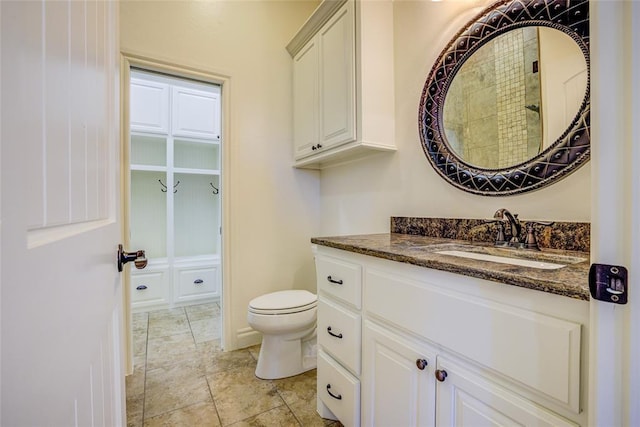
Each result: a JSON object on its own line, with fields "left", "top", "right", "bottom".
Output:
{"left": 311, "top": 233, "right": 591, "bottom": 301}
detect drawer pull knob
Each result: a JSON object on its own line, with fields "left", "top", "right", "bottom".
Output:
{"left": 194, "top": 279, "right": 204, "bottom": 285}
{"left": 416, "top": 359, "right": 428, "bottom": 370}
{"left": 326, "top": 384, "right": 342, "bottom": 400}
{"left": 327, "top": 326, "right": 343, "bottom": 339}
{"left": 136, "top": 285, "right": 148, "bottom": 291}
{"left": 435, "top": 369, "right": 448, "bottom": 382}
{"left": 327, "top": 276, "right": 343, "bottom": 285}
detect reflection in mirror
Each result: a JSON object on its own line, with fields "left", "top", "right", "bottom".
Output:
{"left": 443, "top": 27, "right": 587, "bottom": 169}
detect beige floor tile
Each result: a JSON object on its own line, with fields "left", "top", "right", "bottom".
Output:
{"left": 126, "top": 393, "right": 144, "bottom": 427}
{"left": 148, "top": 317, "right": 190, "bottom": 338}
{"left": 145, "top": 361, "right": 204, "bottom": 390}
{"left": 148, "top": 307, "right": 187, "bottom": 322}
{"left": 208, "top": 364, "right": 285, "bottom": 425}
{"left": 203, "top": 348, "right": 255, "bottom": 375}
{"left": 247, "top": 344, "right": 261, "bottom": 361}
{"left": 126, "top": 365, "right": 146, "bottom": 397}
{"left": 145, "top": 366, "right": 212, "bottom": 419}
{"left": 273, "top": 369, "right": 317, "bottom": 406}
{"left": 143, "top": 400, "right": 221, "bottom": 427}
{"left": 133, "top": 312, "right": 149, "bottom": 333}
{"left": 190, "top": 317, "right": 221, "bottom": 343}
{"left": 146, "top": 332, "right": 198, "bottom": 370}
{"left": 186, "top": 302, "right": 220, "bottom": 322}
{"left": 228, "top": 405, "right": 300, "bottom": 427}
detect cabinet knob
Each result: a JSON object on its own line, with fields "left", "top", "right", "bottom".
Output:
{"left": 312, "top": 145, "right": 317, "bottom": 150}
{"left": 416, "top": 359, "right": 428, "bottom": 370}
{"left": 317, "top": 143, "right": 322, "bottom": 149}
{"left": 435, "top": 369, "right": 448, "bottom": 382}
{"left": 136, "top": 285, "right": 148, "bottom": 291}
{"left": 194, "top": 279, "right": 204, "bottom": 284}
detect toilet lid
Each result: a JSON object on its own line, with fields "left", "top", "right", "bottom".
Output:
{"left": 249, "top": 290, "right": 317, "bottom": 315}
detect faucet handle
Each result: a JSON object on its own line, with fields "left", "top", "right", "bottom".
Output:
{"left": 523, "top": 221, "right": 554, "bottom": 250}
{"left": 484, "top": 219, "right": 507, "bottom": 246}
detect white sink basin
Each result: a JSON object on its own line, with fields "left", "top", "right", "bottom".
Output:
{"left": 435, "top": 250, "right": 566, "bottom": 270}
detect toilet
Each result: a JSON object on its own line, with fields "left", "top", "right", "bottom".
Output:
{"left": 247, "top": 290, "right": 318, "bottom": 379}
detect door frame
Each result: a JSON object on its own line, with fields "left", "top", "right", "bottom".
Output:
{"left": 589, "top": 2, "right": 640, "bottom": 425}
{"left": 120, "top": 53, "right": 232, "bottom": 374}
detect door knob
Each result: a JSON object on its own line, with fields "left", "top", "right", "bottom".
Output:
{"left": 117, "top": 244, "right": 147, "bottom": 272}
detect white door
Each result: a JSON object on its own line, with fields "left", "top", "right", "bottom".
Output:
{"left": 1, "top": 1, "right": 124, "bottom": 426}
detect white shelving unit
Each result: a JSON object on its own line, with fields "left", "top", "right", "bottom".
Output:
{"left": 129, "top": 70, "right": 222, "bottom": 311}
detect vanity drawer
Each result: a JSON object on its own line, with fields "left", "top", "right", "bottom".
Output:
{"left": 175, "top": 266, "right": 218, "bottom": 299}
{"left": 318, "top": 298, "right": 361, "bottom": 375}
{"left": 131, "top": 271, "right": 167, "bottom": 304}
{"left": 318, "top": 349, "right": 360, "bottom": 427}
{"left": 316, "top": 254, "right": 362, "bottom": 309}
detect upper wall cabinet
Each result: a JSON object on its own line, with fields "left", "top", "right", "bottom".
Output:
{"left": 172, "top": 86, "right": 221, "bottom": 140}
{"left": 287, "top": 0, "right": 396, "bottom": 169}
{"left": 130, "top": 79, "right": 170, "bottom": 134}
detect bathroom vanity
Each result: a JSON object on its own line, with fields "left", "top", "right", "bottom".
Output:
{"left": 312, "top": 233, "right": 590, "bottom": 427}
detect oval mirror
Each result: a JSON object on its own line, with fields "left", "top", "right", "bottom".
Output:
{"left": 419, "top": 0, "right": 590, "bottom": 196}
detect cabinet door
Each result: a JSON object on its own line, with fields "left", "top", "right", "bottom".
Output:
{"left": 318, "top": 1, "right": 355, "bottom": 148}
{"left": 130, "top": 78, "right": 169, "bottom": 134}
{"left": 293, "top": 39, "right": 319, "bottom": 159}
{"left": 362, "top": 321, "right": 436, "bottom": 427}
{"left": 435, "top": 357, "right": 578, "bottom": 427}
{"left": 172, "top": 86, "right": 221, "bottom": 140}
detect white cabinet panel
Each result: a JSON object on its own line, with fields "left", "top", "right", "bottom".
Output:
{"left": 318, "top": 2, "right": 355, "bottom": 148}
{"left": 436, "top": 357, "right": 578, "bottom": 427}
{"left": 172, "top": 87, "right": 221, "bottom": 140}
{"left": 362, "top": 321, "right": 436, "bottom": 427}
{"left": 131, "top": 270, "right": 168, "bottom": 307}
{"left": 130, "top": 78, "right": 169, "bottom": 134}
{"left": 293, "top": 40, "right": 319, "bottom": 159}
{"left": 316, "top": 254, "right": 362, "bottom": 309}
{"left": 175, "top": 265, "right": 219, "bottom": 300}
{"left": 365, "top": 267, "right": 582, "bottom": 412}
{"left": 318, "top": 350, "right": 360, "bottom": 427}
{"left": 318, "top": 298, "right": 361, "bottom": 375}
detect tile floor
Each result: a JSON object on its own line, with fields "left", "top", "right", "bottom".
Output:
{"left": 126, "top": 302, "right": 341, "bottom": 427}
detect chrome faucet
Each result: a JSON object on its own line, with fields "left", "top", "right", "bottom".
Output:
{"left": 493, "top": 208, "right": 522, "bottom": 247}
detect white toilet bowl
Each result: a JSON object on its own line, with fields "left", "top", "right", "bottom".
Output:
{"left": 247, "top": 290, "right": 318, "bottom": 379}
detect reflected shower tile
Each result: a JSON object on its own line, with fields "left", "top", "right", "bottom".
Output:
{"left": 207, "top": 364, "right": 284, "bottom": 425}
{"left": 143, "top": 401, "right": 221, "bottom": 427}
{"left": 229, "top": 404, "right": 299, "bottom": 427}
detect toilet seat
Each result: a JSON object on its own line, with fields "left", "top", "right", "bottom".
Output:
{"left": 249, "top": 290, "right": 317, "bottom": 315}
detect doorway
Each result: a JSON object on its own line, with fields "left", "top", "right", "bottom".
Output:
{"left": 121, "top": 59, "right": 229, "bottom": 374}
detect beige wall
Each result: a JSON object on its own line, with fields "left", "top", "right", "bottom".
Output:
{"left": 320, "top": 0, "right": 590, "bottom": 236}
{"left": 120, "top": 0, "right": 321, "bottom": 350}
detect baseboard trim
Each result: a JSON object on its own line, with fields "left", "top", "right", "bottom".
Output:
{"left": 236, "top": 327, "right": 261, "bottom": 349}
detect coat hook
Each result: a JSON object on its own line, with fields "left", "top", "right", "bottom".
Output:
{"left": 159, "top": 179, "right": 180, "bottom": 193}
{"left": 210, "top": 182, "right": 219, "bottom": 195}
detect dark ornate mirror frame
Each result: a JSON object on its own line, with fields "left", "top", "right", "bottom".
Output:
{"left": 418, "top": 0, "right": 589, "bottom": 196}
